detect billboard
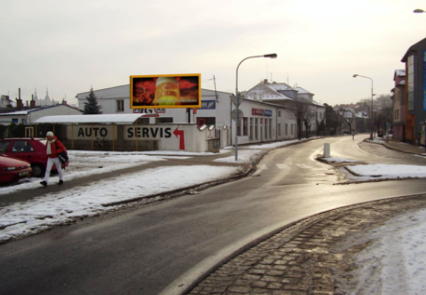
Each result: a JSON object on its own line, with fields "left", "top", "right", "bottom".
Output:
{"left": 130, "top": 74, "right": 201, "bottom": 109}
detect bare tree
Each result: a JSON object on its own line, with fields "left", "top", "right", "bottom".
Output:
{"left": 288, "top": 98, "right": 310, "bottom": 140}
{"left": 302, "top": 106, "right": 316, "bottom": 138}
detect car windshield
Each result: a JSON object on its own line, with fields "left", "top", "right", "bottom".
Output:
{"left": 0, "top": 141, "right": 11, "bottom": 153}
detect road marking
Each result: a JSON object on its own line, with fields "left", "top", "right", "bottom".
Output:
{"left": 276, "top": 164, "right": 289, "bottom": 169}
{"left": 296, "top": 164, "right": 312, "bottom": 169}
{"left": 253, "top": 163, "right": 268, "bottom": 176}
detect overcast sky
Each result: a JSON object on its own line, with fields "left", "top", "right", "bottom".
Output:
{"left": 1, "top": 0, "right": 425, "bottom": 107}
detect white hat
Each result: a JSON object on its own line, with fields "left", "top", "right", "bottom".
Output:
{"left": 46, "top": 131, "right": 54, "bottom": 137}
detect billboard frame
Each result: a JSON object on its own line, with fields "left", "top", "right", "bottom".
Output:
{"left": 130, "top": 73, "right": 201, "bottom": 109}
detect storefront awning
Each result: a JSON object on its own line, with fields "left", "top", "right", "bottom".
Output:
{"left": 35, "top": 114, "right": 143, "bottom": 124}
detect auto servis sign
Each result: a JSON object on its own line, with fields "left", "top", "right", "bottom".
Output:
{"left": 71, "top": 125, "right": 174, "bottom": 140}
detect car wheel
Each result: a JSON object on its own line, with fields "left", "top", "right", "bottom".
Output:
{"left": 31, "top": 164, "right": 45, "bottom": 178}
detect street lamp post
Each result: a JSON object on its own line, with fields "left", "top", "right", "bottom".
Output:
{"left": 235, "top": 53, "right": 277, "bottom": 161}
{"left": 353, "top": 74, "right": 374, "bottom": 140}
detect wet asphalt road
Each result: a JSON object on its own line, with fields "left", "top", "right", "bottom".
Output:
{"left": 1, "top": 136, "right": 426, "bottom": 295}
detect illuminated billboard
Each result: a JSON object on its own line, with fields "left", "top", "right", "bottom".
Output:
{"left": 130, "top": 74, "right": 201, "bottom": 109}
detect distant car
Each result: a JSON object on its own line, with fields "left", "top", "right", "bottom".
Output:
{"left": 0, "top": 153, "right": 32, "bottom": 184}
{"left": 0, "top": 138, "right": 68, "bottom": 177}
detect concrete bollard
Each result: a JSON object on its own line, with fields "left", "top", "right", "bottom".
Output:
{"left": 324, "top": 143, "right": 330, "bottom": 158}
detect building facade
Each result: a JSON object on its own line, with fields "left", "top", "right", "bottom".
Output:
{"left": 391, "top": 69, "right": 406, "bottom": 141}
{"left": 401, "top": 37, "right": 426, "bottom": 146}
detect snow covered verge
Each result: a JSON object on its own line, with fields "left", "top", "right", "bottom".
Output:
{"left": 0, "top": 165, "right": 240, "bottom": 243}
{"left": 335, "top": 207, "right": 426, "bottom": 294}
{"left": 345, "top": 164, "right": 426, "bottom": 180}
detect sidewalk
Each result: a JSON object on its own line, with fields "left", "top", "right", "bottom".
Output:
{"left": 368, "top": 137, "right": 426, "bottom": 156}
{"left": 187, "top": 194, "right": 426, "bottom": 295}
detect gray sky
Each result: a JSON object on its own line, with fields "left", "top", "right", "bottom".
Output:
{"left": 1, "top": 0, "right": 425, "bottom": 107}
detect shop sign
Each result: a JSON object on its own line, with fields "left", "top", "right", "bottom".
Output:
{"left": 252, "top": 108, "right": 273, "bottom": 116}
{"left": 252, "top": 108, "right": 264, "bottom": 116}
{"left": 72, "top": 125, "right": 116, "bottom": 140}
{"left": 126, "top": 127, "right": 172, "bottom": 139}
{"left": 133, "top": 108, "right": 166, "bottom": 114}
{"left": 201, "top": 100, "right": 216, "bottom": 110}
{"left": 264, "top": 109, "right": 273, "bottom": 117}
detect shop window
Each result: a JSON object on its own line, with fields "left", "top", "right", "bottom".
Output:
{"left": 249, "top": 118, "right": 253, "bottom": 140}
{"left": 157, "top": 117, "right": 173, "bottom": 123}
{"left": 255, "top": 118, "right": 258, "bottom": 140}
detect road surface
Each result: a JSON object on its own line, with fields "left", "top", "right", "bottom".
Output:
{"left": 1, "top": 136, "right": 425, "bottom": 295}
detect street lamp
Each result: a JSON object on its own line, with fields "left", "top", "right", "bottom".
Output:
{"left": 235, "top": 53, "right": 277, "bottom": 161}
{"left": 353, "top": 74, "right": 374, "bottom": 140}
{"left": 413, "top": 9, "right": 425, "bottom": 13}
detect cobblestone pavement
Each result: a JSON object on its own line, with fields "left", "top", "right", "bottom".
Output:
{"left": 187, "top": 194, "right": 426, "bottom": 295}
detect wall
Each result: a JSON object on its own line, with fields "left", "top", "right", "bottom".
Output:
{"left": 61, "top": 123, "right": 224, "bottom": 152}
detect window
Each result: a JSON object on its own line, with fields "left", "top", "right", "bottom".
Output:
{"left": 243, "top": 117, "right": 248, "bottom": 136}
{"left": 116, "top": 100, "right": 124, "bottom": 112}
{"left": 255, "top": 118, "right": 258, "bottom": 140}
{"left": 249, "top": 118, "right": 253, "bottom": 140}
{"left": 278, "top": 111, "right": 281, "bottom": 117}
{"left": 278, "top": 123, "right": 281, "bottom": 136}
{"left": 291, "top": 124, "right": 294, "bottom": 135}
{"left": 269, "top": 119, "right": 272, "bottom": 139}
{"left": 0, "top": 141, "right": 11, "bottom": 153}
{"left": 407, "top": 55, "right": 414, "bottom": 111}
{"left": 11, "top": 141, "right": 33, "bottom": 153}
{"left": 285, "top": 124, "right": 288, "bottom": 136}
{"left": 265, "top": 120, "right": 268, "bottom": 139}
{"left": 156, "top": 117, "right": 173, "bottom": 123}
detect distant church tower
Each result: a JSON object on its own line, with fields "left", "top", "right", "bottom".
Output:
{"left": 45, "top": 88, "right": 50, "bottom": 101}
{"left": 34, "top": 88, "right": 39, "bottom": 101}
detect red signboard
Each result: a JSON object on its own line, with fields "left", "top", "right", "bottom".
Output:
{"left": 252, "top": 108, "right": 264, "bottom": 116}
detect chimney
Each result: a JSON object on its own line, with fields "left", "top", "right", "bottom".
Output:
{"left": 30, "top": 94, "right": 36, "bottom": 107}
{"left": 26, "top": 100, "right": 29, "bottom": 107}
{"left": 16, "top": 88, "right": 24, "bottom": 108}
{"left": 263, "top": 79, "right": 268, "bottom": 84}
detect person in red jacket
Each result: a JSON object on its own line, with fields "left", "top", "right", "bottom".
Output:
{"left": 40, "top": 131, "right": 66, "bottom": 186}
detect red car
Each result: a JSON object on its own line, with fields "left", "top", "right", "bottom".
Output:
{"left": 0, "top": 153, "right": 32, "bottom": 184}
{"left": 0, "top": 138, "right": 67, "bottom": 177}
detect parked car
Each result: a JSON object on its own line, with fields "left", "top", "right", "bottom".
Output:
{"left": 0, "top": 138, "right": 68, "bottom": 177}
{"left": 0, "top": 153, "right": 32, "bottom": 184}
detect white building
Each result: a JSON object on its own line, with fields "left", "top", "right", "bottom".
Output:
{"left": 246, "top": 80, "right": 326, "bottom": 137}
{"left": 0, "top": 104, "right": 82, "bottom": 126}
{"left": 75, "top": 82, "right": 325, "bottom": 147}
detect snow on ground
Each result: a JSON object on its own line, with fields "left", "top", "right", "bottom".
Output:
{"left": 336, "top": 208, "right": 426, "bottom": 294}
{"left": 346, "top": 164, "right": 426, "bottom": 179}
{"left": 0, "top": 151, "right": 168, "bottom": 195}
{"left": 0, "top": 165, "right": 239, "bottom": 242}
{"left": 241, "top": 137, "right": 318, "bottom": 150}
{"left": 214, "top": 149, "right": 266, "bottom": 163}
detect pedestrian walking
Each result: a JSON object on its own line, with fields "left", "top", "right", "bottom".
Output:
{"left": 352, "top": 131, "right": 355, "bottom": 140}
{"left": 40, "top": 131, "right": 66, "bottom": 186}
